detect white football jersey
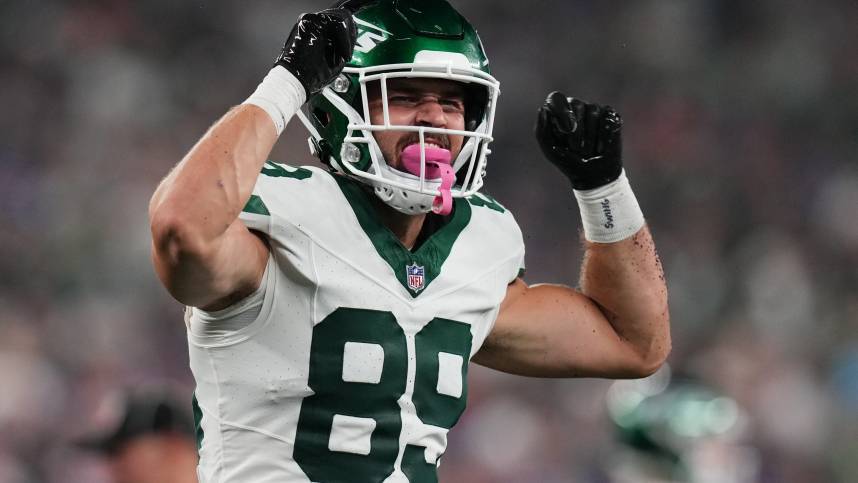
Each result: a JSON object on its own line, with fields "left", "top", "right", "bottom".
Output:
{"left": 188, "top": 162, "right": 525, "bottom": 483}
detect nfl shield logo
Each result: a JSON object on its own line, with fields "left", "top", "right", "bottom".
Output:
{"left": 406, "top": 263, "right": 425, "bottom": 292}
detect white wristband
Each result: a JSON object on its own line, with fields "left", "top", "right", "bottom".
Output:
{"left": 573, "top": 169, "right": 645, "bottom": 243}
{"left": 242, "top": 65, "right": 306, "bottom": 136}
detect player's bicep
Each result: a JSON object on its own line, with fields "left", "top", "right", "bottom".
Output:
{"left": 152, "top": 218, "right": 269, "bottom": 311}
{"left": 473, "top": 279, "right": 649, "bottom": 378}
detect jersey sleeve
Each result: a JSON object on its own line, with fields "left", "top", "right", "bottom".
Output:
{"left": 237, "top": 162, "right": 277, "bottom": 235}
{"left": 514, "top": 250, "right": 526, "bottom": 281}
{"left": 240, "top": 191, "right": 272, "bottom": 234}
{"left": 186, "top": 253, "right": 276, "bottom": 346}
{"left": 237, "top": 160, "right": 320, "bottom": 235}
{"left": 463, "top": 192, "right": 526, "bottom": 284}
{"left": 510, "top": 217, "right": 526, "bottom": 282}
{"left": 186, "top": 161, "right": 321, "bottom": 344}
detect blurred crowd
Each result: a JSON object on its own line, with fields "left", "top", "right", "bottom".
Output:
{"left": 1, "top": 0, "right": 856, "bottom": 481}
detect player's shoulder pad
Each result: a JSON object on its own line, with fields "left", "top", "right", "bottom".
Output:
{"left": 241, "top": 161, "right": 337, "bottom": 218}
{"left": 256, "top": 160, "right": 315, "bottom": 186}
{"left": 462, "top": 191, "right": 525, "bottom": 282}
{"left": 465, "top": 191, "right": 511, "bottom": 217}
{"left": 464, "top": 191, "right": 523, "bottom": 245}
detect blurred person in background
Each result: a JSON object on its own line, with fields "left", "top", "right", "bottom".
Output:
{"left": 76, "top": 388, "right": 198, "bottom": 483}
{"left": 603, "top": 366, "right": 759, "bottom": 483}
{"left": 148, "top": 0, "right": 669, "bottom": 481}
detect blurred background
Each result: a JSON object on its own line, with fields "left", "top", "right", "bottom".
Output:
{"left": 1, "top": 0, "right": 856, "bottom": 481}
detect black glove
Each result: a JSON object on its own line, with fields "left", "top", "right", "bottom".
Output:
{"left": 535, "top": 91, "right": 624, "bottom": 190}
{"left": 275, "top": 7, "right": 358, "bottom": 98}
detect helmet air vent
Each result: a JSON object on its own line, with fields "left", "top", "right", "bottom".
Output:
{"left": 312, "top": 107, "right": 330, "bottom": 128}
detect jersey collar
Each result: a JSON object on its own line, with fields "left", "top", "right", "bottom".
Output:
{"left": 333, "top": 175, "right": 472, "bottom": 298}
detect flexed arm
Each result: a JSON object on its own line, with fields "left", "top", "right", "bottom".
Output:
{"left": 474, "top": 93, "right": 670, "bottom": 378}
{"left": 149, "top": 7, "right": 356, "bottom": 310}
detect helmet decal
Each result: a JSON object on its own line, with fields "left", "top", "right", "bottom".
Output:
{"left": 353, "top": 17, "right": 391, "bottom": 54}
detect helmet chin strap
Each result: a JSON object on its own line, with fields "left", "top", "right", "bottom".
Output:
{"left": 362, "top": 132, "right": 435, "bottom": 215}
{"left": 372, "top": 163, "right": 441, "bottom": 215}
{"left": 371, "top": 143, "right": 458, "bottom": 216}
{"left": 399, "top": 145, "right": 455, "bottom": 215}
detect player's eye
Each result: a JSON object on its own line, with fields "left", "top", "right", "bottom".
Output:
{"left": 388, "top": 95, "right": 419, "bottom": 106}
{"left": 440, "top": 98, "right": 465, "bottom": 115}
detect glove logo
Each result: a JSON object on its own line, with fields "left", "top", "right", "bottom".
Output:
{"left": 601, "top": 199, "right": 615, "bottom": 229}
{"left": 353, "top": 17, "right": 391, "bottom": 54}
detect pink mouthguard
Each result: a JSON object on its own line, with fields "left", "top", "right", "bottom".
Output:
{"left": 399, "top": 144, "right": 455, "bottom": 215}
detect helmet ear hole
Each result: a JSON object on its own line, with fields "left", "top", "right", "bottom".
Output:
{"left": 312, "top": 107, "right": 330, "bottom": 128}
{"left": 464, "top": 83, "right": 488, "bottom": 132}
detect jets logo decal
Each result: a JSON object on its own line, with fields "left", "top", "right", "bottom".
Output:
{"left": 353, "top": 17, "right": 391, "bottom": 54}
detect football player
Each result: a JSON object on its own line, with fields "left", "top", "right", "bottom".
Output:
{"left": 75, "top": 389, "right": 197, "bottom": 483}
{"left": 148, "top": 0, "right": 671, "bottom": 481}
{"left": 604, "top": 366, "right": 759, "bottom": 483}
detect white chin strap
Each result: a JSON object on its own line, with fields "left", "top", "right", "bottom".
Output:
{"left": 371, "top": 161, "right": 443, "bottom": 215}
{"left": 366, "top": 129, "right": 484, "bottom": 216}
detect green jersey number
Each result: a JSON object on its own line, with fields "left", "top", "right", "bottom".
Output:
{"left": 294, "top": 307, "right": 472, "bottom": 483}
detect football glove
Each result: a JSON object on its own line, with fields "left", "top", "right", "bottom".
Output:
{"left": 535, "top": 91, "right": 623, "bottom": 190}
{"left": 275, "top": 7, "right": 358, "bottom": 98}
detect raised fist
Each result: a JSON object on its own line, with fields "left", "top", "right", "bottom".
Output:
{"left": 535, "top": 91, "right": 623, "bottom": 190}
{"left": 275, "top": 7, "right": 358, "bottom": 98}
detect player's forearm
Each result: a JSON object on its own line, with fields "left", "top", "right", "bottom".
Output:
{"left": 149, "top": 105, "right": 277, "bottom": 250}
{"left": 534, "top": 94, "right": 670, "bottom": 374}
{"left": 579, "top": 225, "right": 671, "bottom": 374}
